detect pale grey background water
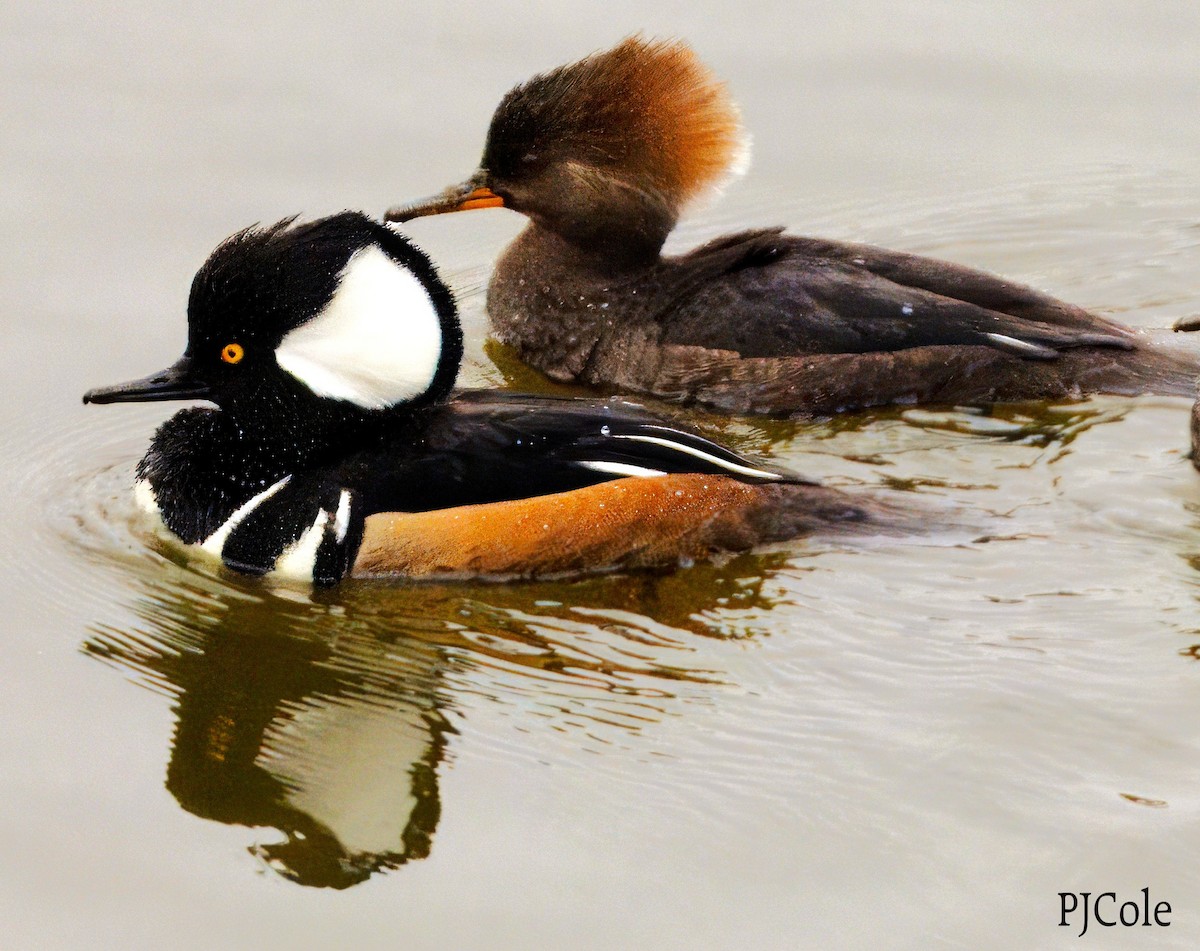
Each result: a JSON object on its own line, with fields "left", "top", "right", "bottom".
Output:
{"left": 3, "top": 2, "right": 1200, "bottom": 949}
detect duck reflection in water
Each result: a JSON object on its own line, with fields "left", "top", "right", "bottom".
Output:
{"left": 82, "top": 546, "right": 789, "bottom": 888}
{"left": 86, "top": 587, "right": 448, "bottom": 888}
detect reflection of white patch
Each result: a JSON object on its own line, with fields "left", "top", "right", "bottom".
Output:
{"left": 258, "top": 688, "right": 434, "bottom": 858}
{"left": 276, "top": 244, "right": 443, "bottom": 409}
{"left": 201, "top": 475, "right": 292, "bottom": 556}
{"left": 274, "top": 509, "right": 329, "bottom": 580}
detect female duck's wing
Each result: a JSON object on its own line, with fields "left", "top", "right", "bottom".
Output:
{"left": 659, "top": 229, "right": 1135, "bottom": 360}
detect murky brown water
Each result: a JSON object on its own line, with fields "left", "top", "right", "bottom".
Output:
{"left": 5, "top": 3, "right": 1200, "bottom": 949}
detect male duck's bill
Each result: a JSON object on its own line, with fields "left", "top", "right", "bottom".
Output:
{"left": 84, "top": 357, "right": 212, "bottom": 404}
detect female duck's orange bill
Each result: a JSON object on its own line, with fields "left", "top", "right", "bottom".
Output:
{"left": 385, "top": 180, "right": 503, "bottom": 223}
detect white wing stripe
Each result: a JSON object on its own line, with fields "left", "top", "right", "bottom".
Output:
{"left": 984, "top": 332, "right": 1056, "bottom": 359}
{"left": 578, "top": 461, "right": 668, "bottom": 478}
{"left": 608, "top": 434, "right": 782, "bottom": 481}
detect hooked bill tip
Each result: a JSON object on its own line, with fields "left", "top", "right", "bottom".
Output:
{"left": 385, "top": 181, "right": 503, "bottom": 223}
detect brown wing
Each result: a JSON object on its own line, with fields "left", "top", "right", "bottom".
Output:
{"left": 656, "top": 230, "right": 1136, "bottom": 360}
{"left": 590, "top": 340, "right": 1199, "bottom": 417}
{"left": 786, "top": 235, "right": 1131, "bottom": 337}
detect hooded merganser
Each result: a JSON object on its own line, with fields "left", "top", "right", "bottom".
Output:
{"left": 1191, "top": 398, "right": 1200, "bottom": 472}
{"left": 386, "top": 37, "right": 1200, "bottom": 417}
{"left": 83, "top": 212, "right": 893, "bottom": 585}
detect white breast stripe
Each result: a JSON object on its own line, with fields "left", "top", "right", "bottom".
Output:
{"left": 609, "top": 434, "right": 782, "bottom": 481}
{"left": 274, "top": 509, "right": 330, "bottom": 581}
{"left": 333, "top": 489, "right": 352, "bottom": 544}
{"left": 201, "top": 475, "right": 292, "bottom": 556}
{"left": 578, "top": 461, "right": 668, "bottom": 478}
{"left": 275, "top": 244, "right": 443, "bottom": 408}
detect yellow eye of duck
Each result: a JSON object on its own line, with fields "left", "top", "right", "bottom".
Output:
{"left": 221, "top": 343, "right": 244, "bottom": 364}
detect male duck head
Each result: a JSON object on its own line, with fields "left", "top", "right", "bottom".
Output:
{"left": 81, "top": 213, "right": 465, "bottom": 579}
{"left": 85, "top": 212, "right": 461, "bottom": 425}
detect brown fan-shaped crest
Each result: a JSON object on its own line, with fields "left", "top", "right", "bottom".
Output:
{"left": 484, "top": 37, "right": 750, "bottom": 210}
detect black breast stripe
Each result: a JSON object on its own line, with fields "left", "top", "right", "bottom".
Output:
{"left": 219, "top": 474, "right": 360, "bottom": 583}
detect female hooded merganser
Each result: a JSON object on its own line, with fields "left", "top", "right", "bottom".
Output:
{"left": 387, "top": 37, "right": 1200, "bottom": 417}
{"left": 1191, "top": 400, "right": 1200, "bottom": 472}
{"left": 83, "top": 212, "right": 894, "bottom": 585}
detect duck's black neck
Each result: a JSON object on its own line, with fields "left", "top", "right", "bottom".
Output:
{"left": 138, "top": 401, "right": 419, "bottom": 544}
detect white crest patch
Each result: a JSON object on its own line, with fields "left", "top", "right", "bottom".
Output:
{"left": 275, "top": 244, "right": 443, "bottom": 409}
{"left": 726, "top": 127, "right": 753, "bottom": 182}
{"left": 691, "top": 127, "right": 753, "bottom": 211}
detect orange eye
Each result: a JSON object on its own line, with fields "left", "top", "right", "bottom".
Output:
{"left": 220, "top": 343, "right": 244, "bottom": 364}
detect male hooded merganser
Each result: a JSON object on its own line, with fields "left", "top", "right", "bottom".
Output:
{"left": 387, "top": 37, "right": 1200, "bottom": 416}
{"left": 83, "top": 212, "right": 893, "bottom": 585}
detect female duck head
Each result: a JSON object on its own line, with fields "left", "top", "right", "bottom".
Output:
{"left": 388, "top": 37, "right": 751, "bottom": 263}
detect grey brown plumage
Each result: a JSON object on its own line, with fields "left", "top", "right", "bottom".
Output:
{"left": 388, "top": 37, "right": 1200, "bottom": 417}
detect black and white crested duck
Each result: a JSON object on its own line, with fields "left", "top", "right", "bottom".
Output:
{"left": 83, "top": 212, "right": 900, "bottom": 585}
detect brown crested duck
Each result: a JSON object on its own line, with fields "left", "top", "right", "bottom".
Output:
{"left": 387, "top": 37, "right": 1199, "bottom": 417}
